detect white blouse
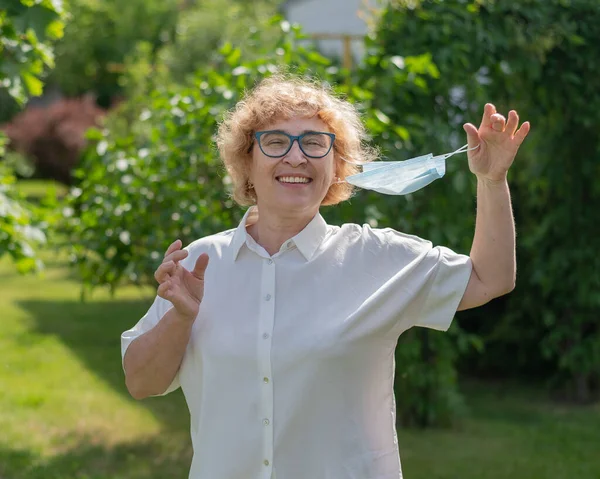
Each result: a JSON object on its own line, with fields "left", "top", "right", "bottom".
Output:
{"left": 121, "top": 207, "right": 472, "bottom": 479}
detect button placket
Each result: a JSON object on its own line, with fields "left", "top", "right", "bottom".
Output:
{"left": 258, "top": 256, "right": 275, "bottom": 476}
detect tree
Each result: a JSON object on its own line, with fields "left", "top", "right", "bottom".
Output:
{"left": 0, "top": 0, "right": 67, "bottom": 272}
{"left": 365, "top": 0, "right": 600, "bottom": 401}
{"left": 0, "top": 0, "right": 66, "bottom": 104}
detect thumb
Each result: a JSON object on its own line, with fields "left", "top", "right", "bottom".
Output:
{"left": 192, "top": 253, "right": 210, "bottom": 280}
{"left": 463, "top": 123, "right": 480, "bottom": 150}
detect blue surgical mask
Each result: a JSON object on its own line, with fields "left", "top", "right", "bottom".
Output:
{"left": 341, "top": 143, "right": 479, "bottom": 195}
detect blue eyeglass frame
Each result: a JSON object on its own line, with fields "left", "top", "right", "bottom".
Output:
{"left": 254, "top": 130, "right": 336, "bottom": 159}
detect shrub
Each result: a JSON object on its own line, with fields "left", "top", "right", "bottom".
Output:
{"left": 0, "top": 0, "right": 67, "bottom": 273}
{"left": 2, "top": 96, "right": 107, "bottom": 184}
{"left": 0, "top": 156, "right": 47, "bottom": 273}
{"left": 368, "top": 0, "right": 600, "bottom": 401}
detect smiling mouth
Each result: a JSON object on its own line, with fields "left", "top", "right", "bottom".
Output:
{"left": 276, "top": 176, "right": 312, "bottom": 184}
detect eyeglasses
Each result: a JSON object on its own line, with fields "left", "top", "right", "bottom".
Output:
{"left": 254, "top": 130, "right": 336, "bottom": 159}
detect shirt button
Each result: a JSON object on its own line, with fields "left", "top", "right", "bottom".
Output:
{"left": 263, "top": 418, "right": 270, "bottom": 426}
{"left": 265, "top": 294, "right": 272, "bottom": 301}
{"left": 263, "top": 333, "right": 270, "bottom": 339}
{"left": 264, "top": 459, "right": 270, "bottom": 466}
{"left": 267, "top": 259, "right": 273, "bottom": 265}
{"left": 263, "top": 377, "right": 269, "bottom": 383}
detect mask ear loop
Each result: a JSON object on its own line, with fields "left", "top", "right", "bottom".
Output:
{"left": 338, "top": 156, "right": 367, "bottom": 166}
{"left": 333, "top": 144, "right": 481, "bottom": 185}
{"left": 332, "top": 156, "right": 367, "bottom": 184}
{"left": 437, "top": 143, "right": 480, "bottom": 161}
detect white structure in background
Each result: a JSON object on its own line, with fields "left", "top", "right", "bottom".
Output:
{"left": 282, "top": 0, "right": 379, "bottom": 68}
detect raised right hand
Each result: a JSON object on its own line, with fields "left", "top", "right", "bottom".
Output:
{"left": 154, "top": 239, "right": 209, "bottom": 321}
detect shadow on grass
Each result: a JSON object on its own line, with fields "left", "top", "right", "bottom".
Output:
{"left": 0, "top": 245, "right": 78, "bottom": 282}
{"left": 17, "top": 298, "right": 190, "bottom": 433}
{"left": 0, "top": 434, "right": 192, "bottom": 479}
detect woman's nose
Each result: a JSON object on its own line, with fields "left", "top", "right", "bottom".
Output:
{"left": 283, "top": 141, "right": 307, "bottom": 166}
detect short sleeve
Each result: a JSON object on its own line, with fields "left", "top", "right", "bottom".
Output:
{"left": 355, "top": 225, "right": 472, "bottom": 338}
{"left": 409, "top": 245, "right": 472, "bottom": 331}
{"left": 120, "top": 294, "right": 180, "bottom": 396}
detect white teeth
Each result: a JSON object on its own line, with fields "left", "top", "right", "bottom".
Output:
{"left": 278, "top": 177, "right": 310, "bottom": 184}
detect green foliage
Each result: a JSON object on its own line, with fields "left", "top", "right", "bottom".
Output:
{"left": 0, "top": 0, "right": 67, "bottom": 104}
{"left": 394, "top": 328, "right": 463, "bottom": 427}
{"left": 45, "top": 0, "right": 282, "bottom": 107}
{"left": 46, "top": 0, "right": 179, "bottom": 106}
{"left": 157, "top": 0, "right": 283, "bottom": 84}
{"left": 0, "top": 0, "right": 66, "bottom": 272}
{"left": 372, "top": 0, "right": 600, "bottom": 400}
{"left": 0, "top": 159, "right": 47, "bottom": 273}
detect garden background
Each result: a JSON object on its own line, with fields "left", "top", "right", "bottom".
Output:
{"left": 1, "top": 0, "right": 599, "bottom": 477}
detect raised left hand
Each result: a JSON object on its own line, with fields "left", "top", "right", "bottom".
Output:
{"left": 463, "top": 103, "right": 531, "bottom": 182}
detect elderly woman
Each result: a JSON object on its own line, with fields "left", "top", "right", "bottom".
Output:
{"left": 121, "top": 76, "right": 530, "bottom": 479}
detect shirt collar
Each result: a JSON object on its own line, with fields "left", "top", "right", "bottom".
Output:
{"left": 230, "top": 206, "right": 328, "bottom": 262}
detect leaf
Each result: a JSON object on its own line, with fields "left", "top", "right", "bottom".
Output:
{"left": 40, "top": 0, "right": 65, "bottom": 15}
{"left": 374, "top": 109, "right": 391, "bottom": 124}
{"left": 226, "top": 48, "right": 241, "bottom": 67}
{"left": 12, "top": 5, "right": 60, "bottom": 41}
{"left": 393, "top": 125, "right": 410, "bottom": 141}
{"left": 569, "top": 34, "right": 586, "bottom": 46}
{"left": 7, "top": 76, "right": 26, "bottom": 105}
{"left": 1, "top": 0, "right": 28, "bottom": 17}
{"left": 390, "top": 55, "right": 405, "bottom": 69}
{"left": 219, "top": 41, "right": 233, "bottom": 56}
{"left": 21, "top": 71, "right": 43, "bottom": 97}
{"left": 305, "top": 51, "right": 331, "bottom": 66}
{"left": 45, "top": 17, "right": 65, "bottom": 40}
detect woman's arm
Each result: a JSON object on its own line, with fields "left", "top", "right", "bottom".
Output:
{"left": 457, "top": 104, "right": 530, "bottom": 311}
{"left": 457, "top": 178, "right": 515, "bottom": 310}
{"left": 123, "top": 240, "right": 209, "bottom": 399}
{"left": 123, "top": 307, "right": 194, "bottom": 399}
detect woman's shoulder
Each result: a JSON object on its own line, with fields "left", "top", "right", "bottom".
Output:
{"left": 184, "top": 227, "right": 237, "bottom": 255}
{"left": 335, "top": 222, "right": 433, "bottom": 254}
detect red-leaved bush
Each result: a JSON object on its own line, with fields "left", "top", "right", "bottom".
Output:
{"left": 1, "top": 95, "right": 107, "bottom": 184}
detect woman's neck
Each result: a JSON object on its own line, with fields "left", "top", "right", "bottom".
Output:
{"left": 246, "top": 206, "right": 317, "bottom": 256}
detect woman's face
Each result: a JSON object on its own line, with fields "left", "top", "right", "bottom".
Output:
{"left": 249, "top": 115, "right": 337, "bottom": 217}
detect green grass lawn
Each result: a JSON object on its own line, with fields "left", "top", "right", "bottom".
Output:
{"left": 1, "top": 246, "right": 599, "bottom": 478}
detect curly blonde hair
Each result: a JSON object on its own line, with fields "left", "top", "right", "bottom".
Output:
{"left": 216, "top": 74, "right": 378, "bottom": 206}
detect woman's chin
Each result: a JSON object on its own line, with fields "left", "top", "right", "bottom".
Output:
{"left": 267, "top": 193, "right": 319, "bottom": 212}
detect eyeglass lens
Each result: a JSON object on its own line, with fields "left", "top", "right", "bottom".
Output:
{"left": 259, "top": 132, "right": 331, "bottom": 158}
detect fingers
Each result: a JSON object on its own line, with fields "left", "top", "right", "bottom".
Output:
{"left": 483, "top": 105, "right": 522, "bottom": 135}
{"left": 164, "top": 239, "right": 182, "bottom": 258}
{"left": 514, "top": 121, "right": 531, "bottom": 146}
{"left": 480, "top": 103, "right": 496, "bottom": 129}
{"left": 462, "top": 123, "right": 480, "bottom": 149}
{"left": 157, "top": 279, "right": 173, "bottom": 300}
{"left": 155, "top": 260, "right": 176, "bottom": 284}
{"left": 490, "top": 113, "right": 506, "bottom": 132}
{"left": 192, "top": 253, "right": 210, "bottom": 281}
{"left": 505, "top": 110, "right": 519, "bottom": 136}
{"left": 155, "top": 240, "right": 187, "bottom": 285}
{"left": 163, "top": 248, "right": 188, "bottom": 265}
